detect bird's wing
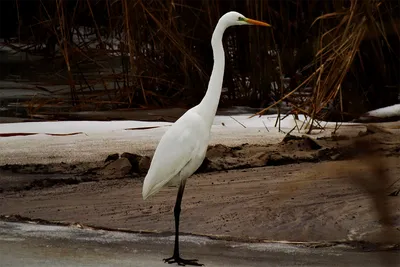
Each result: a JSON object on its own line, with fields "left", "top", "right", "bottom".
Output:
{"left": 142, "top": 113, "right": 207, "bottom": 199}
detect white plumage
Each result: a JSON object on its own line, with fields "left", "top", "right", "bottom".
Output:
{"left": 142, "top": 109, "right": 210, "bottom": 199}
{"left": 141, "top": 11, "right": 270, "bottom": 266}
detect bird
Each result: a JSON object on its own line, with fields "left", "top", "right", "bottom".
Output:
{"left": 142, "top": 11, "right": 271, "bottom": 266}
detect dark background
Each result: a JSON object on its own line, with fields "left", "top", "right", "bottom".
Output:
{"left": 0, "top": 0, "right": 399, "bottom": 121}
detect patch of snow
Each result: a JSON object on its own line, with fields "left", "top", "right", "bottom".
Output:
{"left": 359, "top": 104, "right": 400, "bottom": 120}
{"left": 0, "top": 114, "right": 357, "bottom": 136}
{"left": 0, "top": 114, "right": 364, "bottom": 165}
{"left": 0, "top": 120, "right": 171, "bottom": 135}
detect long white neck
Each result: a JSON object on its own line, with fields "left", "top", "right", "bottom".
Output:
{"left": 196, "top": 21, "right": 228, "bottom": 128}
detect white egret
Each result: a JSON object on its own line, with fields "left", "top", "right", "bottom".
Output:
{"left": 142, "top": 11, "right": 271, "bottom": 266}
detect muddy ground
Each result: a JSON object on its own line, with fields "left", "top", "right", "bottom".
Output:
{"left": 1, "top": 123, "right": 400, "bottom": 249}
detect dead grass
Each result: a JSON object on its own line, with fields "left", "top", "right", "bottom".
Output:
{"left": 2, "top": 0, "right": 399, "bottom": 120}
{"left": 253, "top": 0, "right": 399, "bottom": 123}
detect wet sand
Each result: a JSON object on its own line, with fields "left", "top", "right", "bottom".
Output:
{"left": 0, "top": 122, "right": 400, "bottom": 248}
{"left": 1, "top": 158, "right": 399, "bottom": 243}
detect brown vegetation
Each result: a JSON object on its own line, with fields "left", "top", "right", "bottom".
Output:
{"left": 0, "top": 0, "right": 398, "bottom": 120}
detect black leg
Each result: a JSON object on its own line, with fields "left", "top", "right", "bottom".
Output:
{"left": 163, "top": 180, "right": 203, "bottom": 266}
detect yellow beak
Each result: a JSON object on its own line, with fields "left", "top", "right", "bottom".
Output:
{"left": 245, "top": 18, "right": 271, "bottom": 27}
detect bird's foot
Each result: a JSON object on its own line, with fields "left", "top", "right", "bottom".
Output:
{"left": 163, "top": 255, "right": 203, "bottom": 266}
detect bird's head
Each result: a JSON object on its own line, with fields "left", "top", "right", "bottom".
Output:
{"left": 220, "top": 11, "right": 271, "bottom": 27}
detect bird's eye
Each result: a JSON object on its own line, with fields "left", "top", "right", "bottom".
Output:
{"left": 238, "top": 17, "right": 245, "bottom": 21}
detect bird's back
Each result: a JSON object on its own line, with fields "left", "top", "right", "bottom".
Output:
{"left": 142, "top": 108, "right": 211, "bottom": 199}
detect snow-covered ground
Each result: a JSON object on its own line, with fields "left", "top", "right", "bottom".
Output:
{"left": 0, "top": 115, "right": 365, "bottom": 165}
{"left": 359, "top": 104, "right": 400, "bottom": 121}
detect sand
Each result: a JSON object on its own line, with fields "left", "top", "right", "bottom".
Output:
{"left": 1, "top": 122, "right": 399, "bottom": 247}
